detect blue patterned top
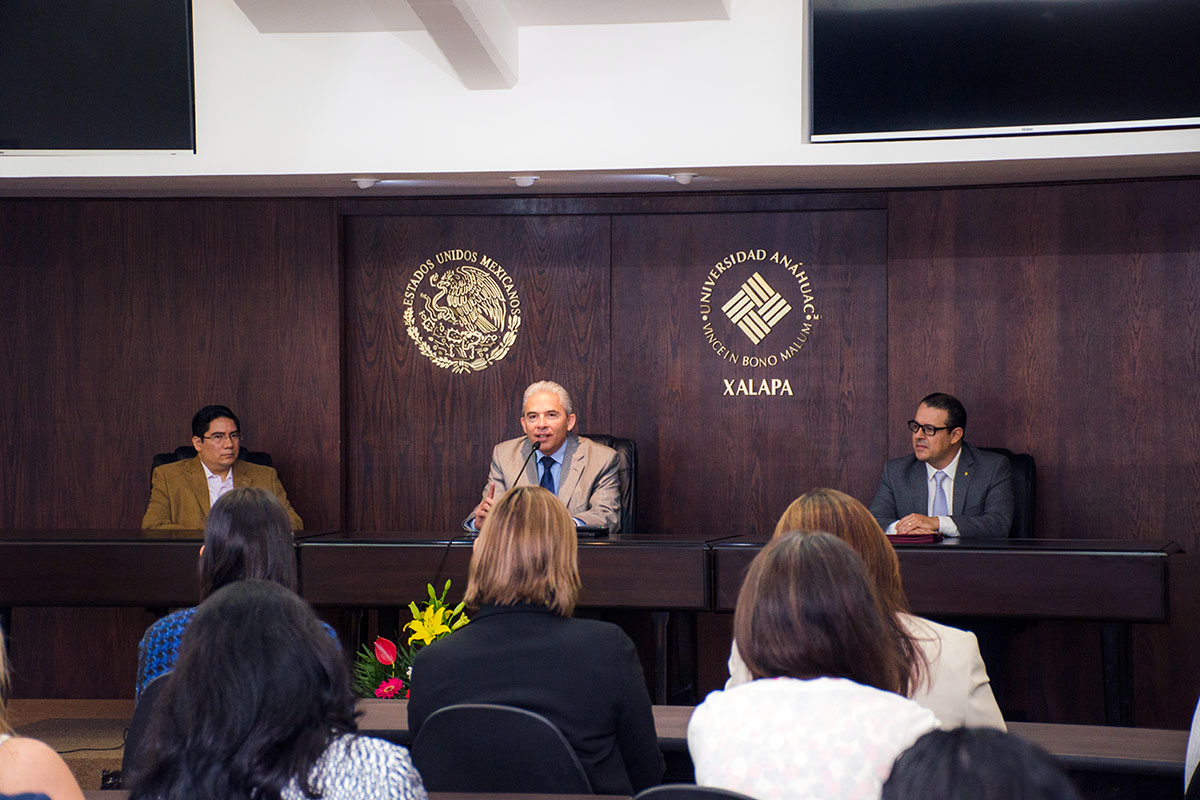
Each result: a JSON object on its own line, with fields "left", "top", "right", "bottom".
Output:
{"left": 136, "top": 607, "right": 340, "bottom": 698}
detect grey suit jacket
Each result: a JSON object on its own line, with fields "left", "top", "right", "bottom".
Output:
{"left": 465, "top": 434, "right": 622, "bottom": 532}
{"left": 868, "top": 442, "right": 1013, "bottom": 538}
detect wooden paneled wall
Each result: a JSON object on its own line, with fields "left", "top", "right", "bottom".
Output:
{"left": 1, "top": 199, "right": 342, "bottom": 696}
{"left": 2, "top": 181, "right": 1198, "bottom": 726}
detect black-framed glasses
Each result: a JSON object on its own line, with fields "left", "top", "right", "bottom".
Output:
{"left": 907, "top": 421, "right": 951, "bottom": 436}
{"left": 201, "top": 431, "right": 241, "bottom": 443}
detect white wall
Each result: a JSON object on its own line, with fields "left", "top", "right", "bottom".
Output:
{"left": 3, "top": 0, "right": 1198, "bottom": 179}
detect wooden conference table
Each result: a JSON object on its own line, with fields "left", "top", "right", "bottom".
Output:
{"left": 0, "top": 529, "right": 1173, "bottom": 721}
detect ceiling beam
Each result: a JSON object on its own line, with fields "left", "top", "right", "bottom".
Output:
{"left": 408, "top": 0, "right": 518, "bottom": 89}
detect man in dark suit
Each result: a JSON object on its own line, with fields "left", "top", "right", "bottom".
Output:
{"left": 466, "top": 381, "right": 621, "bottom": 532}
{"left": 869, "top": 393, "right": 1013, "bottom": 538}
{"left": 142, "top": 405, "right": 303, "bottom": 530}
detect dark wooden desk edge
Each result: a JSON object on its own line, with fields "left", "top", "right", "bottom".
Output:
{"left": 355, "top": 700, "right": 1186, "bottom": 777}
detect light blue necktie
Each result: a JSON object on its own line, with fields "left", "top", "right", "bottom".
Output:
{"left": 931, "top": 470, "right": 949, "bottom": 517}
{"left": 539, "top": 455, "right": 556, "bottom": 494}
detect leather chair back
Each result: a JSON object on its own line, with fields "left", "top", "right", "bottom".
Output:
{"left": 578, "top": 433, "right": 636, "bottom": 533}
{"left": 979, "top": 446, "right": 1036, "bottom": 538}
{"left": 411, "top": 703, "right": 592, "bottom": 793}
{"left": 121, "top": 671, "right": 171, "bottom": 780}
{"left": 635, "top": 784, "right": 760, "bottom": 800}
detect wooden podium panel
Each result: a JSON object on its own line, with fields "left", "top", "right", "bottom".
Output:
{"left": 711, "top": 538, "right": 1171, "bottom": 620}
{"left": 297, "top": 532, "right": 709, "bottom": 610}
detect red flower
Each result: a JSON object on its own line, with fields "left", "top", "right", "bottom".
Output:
{"left": 374, "top": 636, "right": 398, "bottom": 666}
{"left": 375, "top": 677, "right": 405, "bottom": 699}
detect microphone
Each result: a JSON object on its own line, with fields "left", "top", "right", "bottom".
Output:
{"left": 518, "top": 439, "right": 542, "bottom": 485}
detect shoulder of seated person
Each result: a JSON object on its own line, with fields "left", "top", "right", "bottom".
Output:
{"left": 0, "top": 735, "right": 71, "bottom": 770}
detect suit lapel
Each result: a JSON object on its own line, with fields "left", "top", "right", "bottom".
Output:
{"left": 953, "top": 444, "right": 975, "bottom": 515}
{"left": 556, "top": 435, "right": 584, "bottom": 502}
{"left": 233, "top": 462, "right": 252, "bottom": 490}
{"left": 185, "top": 456, "right": 212, "bottom": 515}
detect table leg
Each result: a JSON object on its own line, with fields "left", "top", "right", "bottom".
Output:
{"left": 1101, "top": 621, "right": 1134, "bottom": 726}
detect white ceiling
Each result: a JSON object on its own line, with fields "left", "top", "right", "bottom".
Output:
{"left": 2, "top": 0, "right": 1197, "bottom": 198}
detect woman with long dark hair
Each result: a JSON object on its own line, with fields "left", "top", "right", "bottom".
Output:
{"left": 726, "top": 488, "right": 1004, "bottom": 729}
{"left": 128, "top": 580, "right": 426, "bottom": 800}
{"left": 689, "top": 532, "right": 938, "bottom": 800}
{"left": 136, "top": 487, "right": 324, "bottom": 697}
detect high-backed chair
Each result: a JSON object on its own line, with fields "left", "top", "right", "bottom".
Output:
{"left": 410, "top": 703, "right": 592, "bottom": 794}
{"left": 149, "top": 445, "right": 273, "bottom": 479}
{"left": 634, "top": 785, "right": 760, "bottom": 800}
{"left": 121, "top": 671, "right": 171, "bottom": 779}
{"left": 978, "top": 446, "right": 1036, "bottom": 538}
{"left": 579, "top": 433, "right": 636, "bottom": 533}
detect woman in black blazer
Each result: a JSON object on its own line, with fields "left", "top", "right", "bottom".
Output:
{"left": 408, "top": 485, "right": 664, "bottom": 795}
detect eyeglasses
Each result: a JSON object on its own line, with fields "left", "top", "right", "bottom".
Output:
{"left": 907, "top": 421, "right": 952, "bottom": 436}
{"left": 201, "top": 431, "right": 241, "bottom": 443}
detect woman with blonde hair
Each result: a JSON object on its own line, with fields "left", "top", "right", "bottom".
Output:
{"left": 690, "top": 532, "right": 938, "bottom": 800}
{"left": 408, "top": 485, "right": 663, "bottom": 795}
{"left": 726, "top": 487, "right": 1005, "bottom": 729}
{"left": 0, "top": 628, "right": 86, "bottom": 800}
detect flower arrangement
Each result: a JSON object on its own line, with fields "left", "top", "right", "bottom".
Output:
{"left": 352, "top": 580, "right": 469, "bottom": 700}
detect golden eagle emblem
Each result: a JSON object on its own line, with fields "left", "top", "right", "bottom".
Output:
{"left": 403, "top": 253, "right": 522, "bottom": 373}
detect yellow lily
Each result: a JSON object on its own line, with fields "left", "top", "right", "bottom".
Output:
{"left": 405, "top": 604, "right": 452, "bottom": 646}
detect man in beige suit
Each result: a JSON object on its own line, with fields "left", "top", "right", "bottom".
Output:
{"left": 142, "top": 405, "right": 303, "bottom": 530}
{"left": 466, "top": 381, "right": 621, "bottom": 532}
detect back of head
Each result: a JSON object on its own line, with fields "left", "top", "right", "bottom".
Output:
{"left": 883, "top": 728, "right": 1080, "bottom": 800}
{"left": 199, "top": 487, "right": 297, "bottom": 598}
{"left": 191, "top": 404, "right": 240, "bottom": 438}
{"left": 772, "top": 488, "right": 907, "bottom": 614}
{"left": 734, "top": 531, "right": 902, "bottom": 693}
{"left": 466, "top": 485, "right": 580, "bottom": 616}
{"left": 129, "top": 580, "right": 356, "bottom": 800}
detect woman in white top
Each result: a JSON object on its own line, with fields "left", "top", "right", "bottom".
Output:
{"left": 0, "top": 627, "right": 85, "bottom": 800}
{"left": 690, "top": 532, "right": 938, "bottom": 800}
{"left": 726, "top": 488, "right": 1005, "bottom": 730}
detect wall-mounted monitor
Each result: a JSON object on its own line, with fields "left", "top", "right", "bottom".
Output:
{"left": 810, "top": 0, "right": 1200, "bottom": 142}
{"left": 0, "top": 0, "right": 195, "bottom": 154}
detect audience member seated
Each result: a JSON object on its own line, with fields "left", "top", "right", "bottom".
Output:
{"left": 882, "top": 728, "right": 1080, "bottom": 800}
{"left": 690, "top": 532, "right": 938, "bottom": 800}
{"left": 136, "top": 487, "right": 334, "bottom": 697}
{"left": 410, "top": 485, "right": 663, "bottom": 795}
{"left": 726, "top": 488, "right": 1005, "bottom": 729}
{"left": 0, "top": 628, "right": 85, "bottom": 800}
{"left": 128, "top": 580, "right": 426, "bottom": 800}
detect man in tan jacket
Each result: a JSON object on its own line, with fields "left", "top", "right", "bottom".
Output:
{"left": 142, "top": 405, "right": 303, "bottom": 530}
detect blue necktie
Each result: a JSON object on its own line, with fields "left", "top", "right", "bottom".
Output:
{"left": 931, "top": 470, "right": 949, "bottom": 517}
{"left": 539, "top": 455, "right": 556, "bottom": 494}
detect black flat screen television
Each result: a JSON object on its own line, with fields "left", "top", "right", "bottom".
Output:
{"left": 0, "top": 0, "right": 195, "bottom": 153}
{"left": 810, "top": 0, "right": 1200, "bottom": 142}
